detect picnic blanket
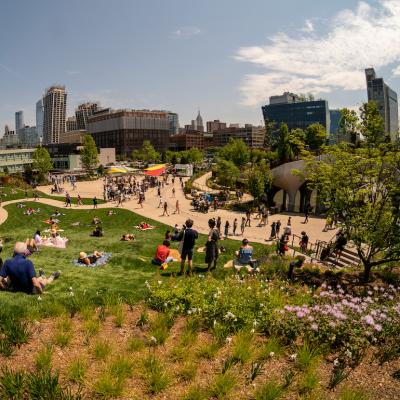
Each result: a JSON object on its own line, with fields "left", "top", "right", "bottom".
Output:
{"left": 134, "top": 225, "right": 156, "bottom": 231}
{"left": 73, "top": 252, "right": 112, "bottom": 267}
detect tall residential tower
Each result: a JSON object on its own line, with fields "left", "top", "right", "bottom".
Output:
{"left": 42, "top": 86, "right": 67, "bottom": 144}
{"left": 15, "top": 111, "right": 24, "bottom": 131}
{"left": 36, "top": 99, "right": 44, "bottom": 138}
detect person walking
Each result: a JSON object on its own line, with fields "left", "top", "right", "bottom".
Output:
{"left": 300, "top": 231, "right": 309, "bottom": 253}
{"left": 276, "top": 220, "right": 281, "bottom": 237}
{"left": 240, "top": 217, "right": 246, "bottom": 236}
{"left": 245, "top": 210, "right": 251, "bottom": 227}
{"left": 233, "top": 218, "right": 238, "bottom": 236}
{"left": 269, "top": 221, "right": 276, "bottom": 240}
{"left": 158, "top": 196, "right": 164, "bottom": 208}
{"left": 173, "top": 199, "right": 180, "bottom": 214}
{"left": 303, "top": 203, "right": 311, "bottom": 224}
{"left": 65, "top": 192, "right": 72, "bottom": 208}
{"left": 205, "top": 218, "right": 220, "bottom": 272}
{"left": 178, "top": 219, "right": 198, "bottom": 276}
{"left": 224, "top": 220, "right": 230, "bottom": 238}
{"left": 77, "top": 194, "right": 83, "bottom": 206}
{"left": 216, "top": 216, "right": 222, "bottom": 234}
{"left": 162, "top": 201, "right": 169, "bottom": 216}
{"left": 172, "top": 187, "right": 176, "bottom": 198}
{"left": 93, "top": 196, "right": 98, "bottom": 209}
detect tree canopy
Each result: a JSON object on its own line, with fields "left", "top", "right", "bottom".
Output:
{"left": 305, "top": 145, "right": 400, "bottom": 281}
{"left": 338, "top": 108, "right": 359, "bottom": 144}
{"left": 132, "top": 141, "right": 160, "bottom": 163}
{"left": 32, "top": 146, "right": 53, "bottom": 175}
{"left": 216, "top": 159, "right": 240, "bottom": 188}
{"left": 80, "top": 134, "right": 99, "bottom": 174}
{"left": 305, "top": 123, "right": 327, "bottom": 150}
{"left": 218, "top": 138, "right": 250, "bottom": 167}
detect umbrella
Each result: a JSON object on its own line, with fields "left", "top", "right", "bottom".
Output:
{"left": 106, "top": 166, "right": 129, "bottom": 174}
{"left": 144, "top": 164, "right": 167, "bottom": 177}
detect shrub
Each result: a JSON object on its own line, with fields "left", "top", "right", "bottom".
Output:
{"left": 93, "top": 373, "right": 124, "bottom": 399}
{"left": 254, "top": 379, "right": 284, "bottom": 400}
{"left": 231, "top": 330, "right": 254, "bottom": 364}
{"left": 127, "top": 337, "right": 145, "bottom": 352}
{"left": 143, "top": 353, "right": 169, "bottom": 394}
{"left": 197, "top": 341, "right": 220, "bottom": 359}
{"left": 35, "top": 346, "right": 53, "bottom": 372}
{"left": 148, "top": 314, "right": 170, "bottom": 345}
{"left": 295, "top": 342, "right": 321, "bottom": 371}
{"left": 209, "top": 370, "right": 236, "bottom": 399}
{"left": 92, "top": 339, "right": 112, "bottom": 360}
{"left": 179, "top": 360, "right": 198, "bottom": 381}
{"left": 67, "top": 358, "right": 87, "bottom": 384}
{"left": 0, "top": 368, "right": 26, "bottom": 399}
{"left": 107, "top": 355, "right": 133, "bottom": 380}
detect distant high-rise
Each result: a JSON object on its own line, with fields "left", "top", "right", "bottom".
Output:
{"left": 75, "top": 102, "right": 98, "bottom": 130}
{"left": 166, "top": 112, "right": 179, "bottom": 136}
{"left": 195, "top": 110, "right": 204, "bottom": 132}
{"left": 206, "top": 120, "right": 227, "bottom": 133}
{"left": 43, "top": 86, "right": 67, "bottom": 144}
{"left": 365, "top": 68, "right": 399, "bottom": 141}
{"left": 66, "top": 116, "right": 78, "bottom": 132}
{"left": 36, "top": 99, "right": 44, "bottom": 138}
{"left": 15, "top": 111, "right": 24, "bottom": 131}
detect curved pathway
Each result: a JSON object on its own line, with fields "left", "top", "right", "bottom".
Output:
{"left": 30, "top": 177, "right": 336, "bottom": 249}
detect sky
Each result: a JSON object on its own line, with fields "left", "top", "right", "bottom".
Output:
{"left": 1, "top": 0, "right": 400, "bottom": 131}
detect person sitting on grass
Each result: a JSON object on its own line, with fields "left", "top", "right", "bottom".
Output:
{"left": 165, "top": 230, "right": 172, "bottom": 241}
{"left": 121, "top": 233, "right": 135, "bottom": 241}
{"left": 288, "top": 256, "right": 306, "bottom": 280}
{"left": 107, "top": 210, "right": 116, "bottom": 216}
{"left": 92, "top": 216, "right": 102, "bottom": 225}
{"left": 78, "top": 251, "right": 103, "bottom": 266}
{"left": 140, "top": 221, "right": 149, "bottom": 229}
{"left": 91, "top": 225, "right": 103, "bottom": 237}
{"left": 152, "top": 240, "right": 174, "bottom": 269}
{"left": 233, "top": 239, "right": 258, "bottom": 273}
{"left": 0, "top": 242, "right": 61, "bottom": 294}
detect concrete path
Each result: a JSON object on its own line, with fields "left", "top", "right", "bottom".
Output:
{"left": 31, "top": 176, "right": 336, "bottom": 250}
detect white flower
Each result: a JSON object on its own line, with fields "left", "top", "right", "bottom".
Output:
{"left": 333, "top": 359, "right": 340, "bottom": 366}
{"left": 345, "top": 349, "right": 352, "bottom": 358}
{"left": 224, "top": 311, "right": 236, "bottom": 320}
{"left": 150, "top": 336, "right": 157, "bottom": 344}
{"left": 289, "top": 353, "right": 297, "bottom": 360}
{"left": 226, "top": 337, "right": 232, "bottom": 344}
{"left": 213, "top": 320, "right": 217, "bottom": 328}
{"left": 269, "top": 351, "right": 275, "bottom": 358}
{"left": 37, "top": 296, "right": 42, "bottom": 301}
{"left": 250, "top": 328, "right": 255, "bottom": 333}
{"left": 157, "top": 280, "right": 162, "bottom": 285}
{"left": 69, "top": 286, "right": 73, "bottom": 291}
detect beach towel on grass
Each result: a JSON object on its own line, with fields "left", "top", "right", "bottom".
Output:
{"left": 73, "top": 252, "right": 112, "bottom": 267}
{"left": 134, "top": 225, "right": 156, "bottom": 231}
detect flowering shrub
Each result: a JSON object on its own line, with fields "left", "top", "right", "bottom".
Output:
{"left": 146, "top": 276, "right": 400, "bottom": 366}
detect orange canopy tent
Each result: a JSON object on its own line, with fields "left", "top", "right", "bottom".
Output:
{"left": 144, "top": 164, "right": 167, "bottom": 177}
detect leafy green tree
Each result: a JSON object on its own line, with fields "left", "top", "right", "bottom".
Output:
{"left": 131, "top": 140, "right": 160, "bottom": 163}
{"left": 305, "top": 146, "right": 400, "bottom": 281}
{"left": 218, "top": 139, "right": 250, "bottom": 167}
{"left": 184, "top": 148, "right": 203, "bottom": 166}
{"left": 80, "top": 134, "right": 99, "bottom": 174}
{"left": 32, "top": 146, "right": 53, "bottom": 175}
{"left": 258, "top": 159, "right": 273, "bottom": 194}
{"left": 359, "top": 101, "right": 386, "bottom": 146}
{"left": 305, "top": 123, "right": 327, "bottom": 150}
{"left": 288, "top": 128, "right": 306, "bottom": 159}
{"left": 216, "top": 159, "right": 240, "bottom": 188}
{"left": 247, "top": 167, "right": 265, "bottom": 200}
{"left": 277, "top": 123, "right": 293, "bottom": 163}
{"left": 338, "top": 108, "right": 359, "bottom": 144}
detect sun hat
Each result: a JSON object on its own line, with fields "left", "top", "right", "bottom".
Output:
{"left": 79, "top": 252, "right": 87, "bottom": 259}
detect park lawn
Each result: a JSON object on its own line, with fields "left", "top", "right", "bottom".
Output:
{"left": 0, "top": 186, "right": 105, "bottom": 205}
{"left": 0, "top": 201, "right": 271, "bottom": 316}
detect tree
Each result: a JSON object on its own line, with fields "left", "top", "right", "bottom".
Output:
{"left": 305, "top": 123, "right": 327, "bottom": 150}
{"left": 216, "top": 159, "right": 240, "bottom": 188}
{"left": 359, "top": 101, "right": 386, "bottom": 146}
{"left": 32, "top": 146, "right": 53, "bottom": 175}
{"left": 131, "top": 141, "right": 160, "bottom": 163}
{"left": 277, "top": 123, "right": 293, "bottom": 163}
{"left": 338, "top": 108, "right": 359, "bottom": 144}
{"left": 218, "top": 139, "right": 250, "bottom": 167}
{"left": 247, "top": 160, "right": 272, "bottom": 200}
{"left": 305, "top": 146, "right": 400, "bottom": 281}
{"left": 80, "top": 134, "right": 99, "bottom": 174}
{"left": 184, "top": 148, "right": 203, "bottom": 166}
{"left": 288, "top": 128, "right": 306, "bottom": 159}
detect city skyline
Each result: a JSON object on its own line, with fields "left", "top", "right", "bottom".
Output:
{"left": 1, "top": 0, "right": 400, "bottom": 131}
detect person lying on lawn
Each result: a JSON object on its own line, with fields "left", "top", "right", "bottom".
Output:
{"left": 91, "top": 225, "right": 103, "bottom": 237}
{"left": 121, "top": 233, "right": 135, "bottom": 241}
{"left": 152, "top": 240, "right": 174, "bottom": 267}
{"left": 0, "top": 242, "right": 61, "bottom": 294}
{"left": 78, "top": 251, "right": 103, "bottom": 265}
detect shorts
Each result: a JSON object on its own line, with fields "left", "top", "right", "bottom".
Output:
{"left": 181, "top": 248, "right": 194, "bottom": 261}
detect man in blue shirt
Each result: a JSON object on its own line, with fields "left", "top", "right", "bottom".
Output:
{"left": 0, "top": 242, "right": 60, "bottom": 294}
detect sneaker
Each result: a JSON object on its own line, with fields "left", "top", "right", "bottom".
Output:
{"left": 38, "top": 268, "right": 45, "bottom": 277}
{"left": 160, "top": 263, "right": 168, "bottom": 270}
{"left": 50, "top": 270, "right": 62, "bottom": 280}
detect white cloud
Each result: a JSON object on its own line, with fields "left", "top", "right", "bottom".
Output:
{"left": 172, "top": 26, "right": 203, "bottom": 38}
{"left": 301, "top": 19, "right": 314, "bottom": 33}
{"left": 235, "top": 0, "right": 400, "bottom": 105}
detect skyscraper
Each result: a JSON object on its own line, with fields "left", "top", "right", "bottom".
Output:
{"left": 195, "top": 110, "right": 204, "bottom": 132}
{"left": 15, "top": 111, "right": 24, "bottom": 131}
{"left": 75, "top": 102, "right": 98, "bottom": 130}
{"left": 42, "top": 86, "right": 67, "bottom": 144}
{"left": 166, "top": 112, "right": 179, "bottom": 136}
{"left": 365, "top": 68, "right": 399, "bottom": 141}
{"left": 36, "top": 99, "right": 44, "bottom": 138}
{"left": 206, "top": 120, "right": 227, "bottom": 133}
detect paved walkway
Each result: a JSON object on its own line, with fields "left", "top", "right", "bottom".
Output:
{"left": 33, "top": 176, "right": 336, "bottom": 250}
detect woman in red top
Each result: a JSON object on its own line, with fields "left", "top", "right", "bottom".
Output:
{"left": 152, "top": 240, "right": 174, "bottom": 266}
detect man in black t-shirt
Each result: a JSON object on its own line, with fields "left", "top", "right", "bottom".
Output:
{"left": 178, "top": 219, "right": 198, "bottom": 276}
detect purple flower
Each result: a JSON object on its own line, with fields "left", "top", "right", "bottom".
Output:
{"left": 363, "top": 315, "right": 375, "bottom": 325}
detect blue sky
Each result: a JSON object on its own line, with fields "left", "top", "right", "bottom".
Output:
{"left": 1, "top": 0, "right": 400, "bottom": 130}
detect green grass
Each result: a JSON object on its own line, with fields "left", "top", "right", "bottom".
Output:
{"left": 35, "top": 346, "right": 53, "bottom": 371}
{"left": 209, "top": 370, "right": 236, "bottom": 399}
{"left": 340, "top": 387, "right": 371, "bottom": 400}
{"left": 67, "top": 357, "right": 87, "bottom": 384}
{"left": 92, "top": 339, "right": 112, "bottom": 360}
{"left": 143, "top": 353, "right": 170, "bottom": 394}
{"left": 254, "top": 379, "right": 285, "bottom": 400}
